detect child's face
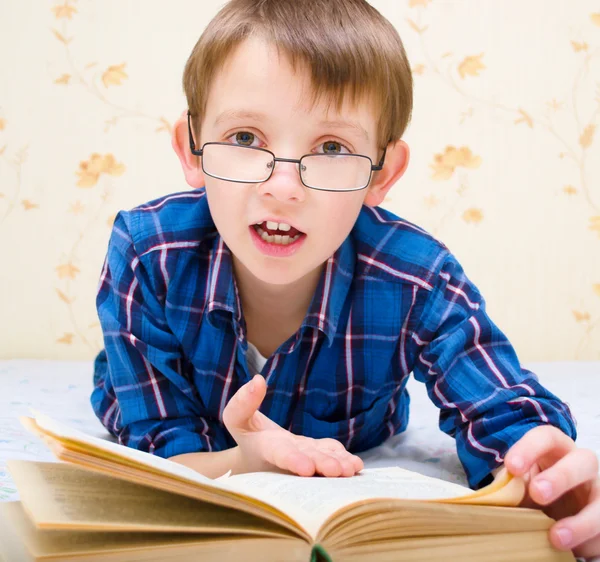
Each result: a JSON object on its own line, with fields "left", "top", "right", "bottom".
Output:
{"left": 195, "top": 37, "right": 389, "bottom": 287}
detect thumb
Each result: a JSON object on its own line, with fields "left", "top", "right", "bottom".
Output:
{"left": 223, "top": 374, "right": 267, "bottom": 432}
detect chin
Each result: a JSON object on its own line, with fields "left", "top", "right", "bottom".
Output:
{"left": 248, "top": 261, "right": 307, "bottom": 286}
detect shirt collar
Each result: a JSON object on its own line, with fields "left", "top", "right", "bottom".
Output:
{"left": 205, "top": 235, "right": 243, "bottom": 329}
{"left": 301, "top": 236, "right": 355, "bottom": 346}
{"left": 205, "top": 233, "right": 356, "bottom": 347}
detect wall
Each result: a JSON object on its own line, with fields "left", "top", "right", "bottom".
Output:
{"left": 0, "top": 0, "right": 598, "bottom": 360}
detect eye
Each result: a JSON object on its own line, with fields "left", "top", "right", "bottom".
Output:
{"left": 318, "top": 140, "right": 352, "bottom": 155}
{"left": 227, "top": 131, "right": 260, "bottom": 147}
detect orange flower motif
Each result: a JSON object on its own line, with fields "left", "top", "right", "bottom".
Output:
{"left": 56, "top": 263, "right": 81, "bottom": 280}
{"left": 52, "top": 3, "right": 77, "bottom": 19}
{"left": 76, "top": 153, "right": 125, "bottom": 187}
{"left": 590, "top": 216, "right": 600, "bottom": 237}
{"left": 563, "top": 186, "right": 577, "bottom": 195}
{"left": 593, "top": 284, "right": 600, "bottom": 298}
{"left": 463, "top": 208, "right": 484, "bottom": 224}
{"left": 102, "top": 63, "right": 128, "bottom": 87}
{"left": 21, "top": 200, "right": 39, "bottom": 210}
{"left": 423, "top": 194, "right": 439, "bottom": 209}
{"left": 409, "top": 0, "right": 431, "bottom": 7}
{"left": 430, "top": 146, "right": 482, "bottom": 180}
{"left": 0, "top": 118, "right": 5, "bottom": 131}
{"left": 591, "top": 13, "right": 600, "bottom": 26}
{"left": 458, "top": 54, "right": 485, "bottom": 79}
{"left": 572, "top": 311, "right": 591, "bottom": 323}
{"left": 57, "top": 333, "right": 75, "bottom": 344}
{"left": 579, "top": 124, "right": 595, "bottom": 149}
{"left": 571, "top": 41, "right": 588, "bottom": 52}
{"left": 412, "top": 64, "right": 426, "bottom": 76}
{"left": 69, "top": 201, "right": 85, "bottom": 214}
{"left": 54, "top": 74, "right": 71, "bottom": 85}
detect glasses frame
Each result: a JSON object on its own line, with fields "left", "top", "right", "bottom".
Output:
{"left": 187, "top": 111, "right": 387, "bottom": 192}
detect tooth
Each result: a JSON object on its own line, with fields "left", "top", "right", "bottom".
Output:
{"left": 266, "top": 234, "right": 274, "bottom": 243}
{"left": 261, "top": 231, "right": 269, "bottom": 241}
{"left": 266, "top": 221, "right": 278, "bottom": 230}
{"left": 279, "top": 223, "right": 291, "bottom": 232}
{"left": 281, "top": 235, "right": 290, "bottom": 244}
{"left": 274, "top": 235, "right": 282, "bottom": 244}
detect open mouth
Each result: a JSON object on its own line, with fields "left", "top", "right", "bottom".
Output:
{"left": 252, "top": 221, "right": 305, "bottom": 246}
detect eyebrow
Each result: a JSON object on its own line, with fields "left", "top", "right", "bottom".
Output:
{"left": 214, "top": 110, "right": 370, "bottom": 142}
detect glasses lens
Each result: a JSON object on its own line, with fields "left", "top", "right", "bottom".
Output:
{"left": 301, "top": 154, "right": 372, "bottom": 191}
{"left": 202, "top": 144, "right": 273, "bottom": 182}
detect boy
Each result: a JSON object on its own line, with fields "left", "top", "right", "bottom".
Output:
{"left": 91, "top": 0, "right": 599, "bottom": 557}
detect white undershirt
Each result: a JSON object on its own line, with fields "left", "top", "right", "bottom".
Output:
{"left": 246, "top": 341, "right": 269, "bottom": 375}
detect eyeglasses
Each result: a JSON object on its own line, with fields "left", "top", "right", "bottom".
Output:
{"left": 187, "top": 111, "right": 387, "bottom": 192}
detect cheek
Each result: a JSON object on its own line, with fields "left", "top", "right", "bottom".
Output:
{"left": 205, "top": 182, "right": 244, "bottom": 230}
{"left": 317, "top": 195, "right": 365, "bottom": 238}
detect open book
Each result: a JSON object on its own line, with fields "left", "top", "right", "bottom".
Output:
{"left": 0, "top": 412, "right": 574, "bottom": 562}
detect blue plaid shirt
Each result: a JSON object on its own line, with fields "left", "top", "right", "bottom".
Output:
{"left": 91, "top": 187, "right": 576, "bottom": 488}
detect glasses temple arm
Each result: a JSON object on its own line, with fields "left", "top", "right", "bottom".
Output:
{"left": 187, "top": 110, "right": 202, "bottom": 156}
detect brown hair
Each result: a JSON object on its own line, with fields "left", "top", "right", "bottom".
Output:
{"left": 183, "top": 0, "right": 413, "bottom": 150}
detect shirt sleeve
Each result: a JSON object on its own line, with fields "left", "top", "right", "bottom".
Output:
{"left": 411, "top": 252, "right": 577, "bottom": 489}
{"left": 91, "top": 210, "right": 232, "bottom": 458}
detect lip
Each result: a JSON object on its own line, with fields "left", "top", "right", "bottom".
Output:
{"left": 249, "top": 225, "right": 306, "bottom": 258}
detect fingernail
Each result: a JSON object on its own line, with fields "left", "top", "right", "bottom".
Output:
{"left": 555, "top": 527, "right": 572, "bottom": 547}
{"left": 535, "top": 479, "right": 552, "bottom": 501}
{"left": 248, "top": 379, "right": 255, "bottom": 393}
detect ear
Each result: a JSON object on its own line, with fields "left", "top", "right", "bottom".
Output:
{"left": 363, "top": 140, "right": 410, "bottom": 207}
{"left": 171, "top": 110, "right": 206, "bottom": 189}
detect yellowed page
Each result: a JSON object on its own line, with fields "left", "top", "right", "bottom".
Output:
{"left": 327, "top": 530, "right": 575, "bottom": 562}
{"left": 8, "top": 460, "right": 292, "bottom": 539}
{"left": 24, "top": 412, "right": 523, "bottom": 542}
{"left": 223, "top": 467, "right": 504, "bottom": 537}
{"left": 27, "top": 411, "right": 223, "bottom": 487}
{"left": 0, "top": 502, "right": 309, "bottom": 562}
{"left": 21, "top": 415, "right": 310, "bottom": 539}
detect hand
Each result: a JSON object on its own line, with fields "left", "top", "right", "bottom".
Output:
{"left": 504, "top": 425, "right": 600, "bottom": 559}
{"left": 223, "top": 374, "right": 364, "bottom": 477}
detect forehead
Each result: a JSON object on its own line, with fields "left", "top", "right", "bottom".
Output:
{"left": 203, "top": 36, "right": 377, "bottom": 140}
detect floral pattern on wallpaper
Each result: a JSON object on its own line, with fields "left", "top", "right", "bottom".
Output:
{"left": 48, "top": 0, "right": 173, "bottom": 352}
{"left": 0, "top": 1, "right": 598, "bottom": 359}
{"left": 404, "top": 1, "right": 600, "bottom": 358}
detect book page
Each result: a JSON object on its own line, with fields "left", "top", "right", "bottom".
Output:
{"left": 223, "top": 467, "right": 476, "bottom": 537}
{"left": 27, "top": 411, "right": 225, "bottom": 488}
{"left": 8, "top": 460, "right": 292, "bottom": 538}
{"left": 0, "top": 502, "right": 309, "bottom": 562}
{"left": 24, "top": 412, "right": 522, "bottom": 541}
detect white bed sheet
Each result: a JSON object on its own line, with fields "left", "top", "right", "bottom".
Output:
{"left": 0, "top": 360, "right": 599, "bottom": 503}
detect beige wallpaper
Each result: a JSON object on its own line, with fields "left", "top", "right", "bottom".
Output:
{"left": 0, "top": 0, "right": 599, "bottom": 361}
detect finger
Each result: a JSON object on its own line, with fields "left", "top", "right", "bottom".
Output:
{"left": 550, "top": 481, "right": 600, "bottom": 552}
{"left": 326, "top": 449, "right": 359, "bottom": 477}
{"left": 504, "top": 425, "right": 575, "bottom": 477}
{"left": 222, "top": 375, "right": 267, "bottom": 432}
{"left": 529, "top": 449, "right": 599, "bottom": 506}
{"left": 573, "top": 534, "right": 600, "bottom": 561}
{"left": 315, "top": 438, "right": 364, "bottom": 476}
{"left": 352, "top": 454, "right": 365, "bottom": 473}
{"left": 270, "top": 443, "right": 316, "bottom": 477}
{"left": 306, "top": 448, "right": 344, "bottom": 477}
{"left": 316, "top": 438, "right": 347, "bottom": 453}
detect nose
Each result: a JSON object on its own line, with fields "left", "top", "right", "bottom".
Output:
{"left": 257, "top": 159, "right": 306, "bottom": 203}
